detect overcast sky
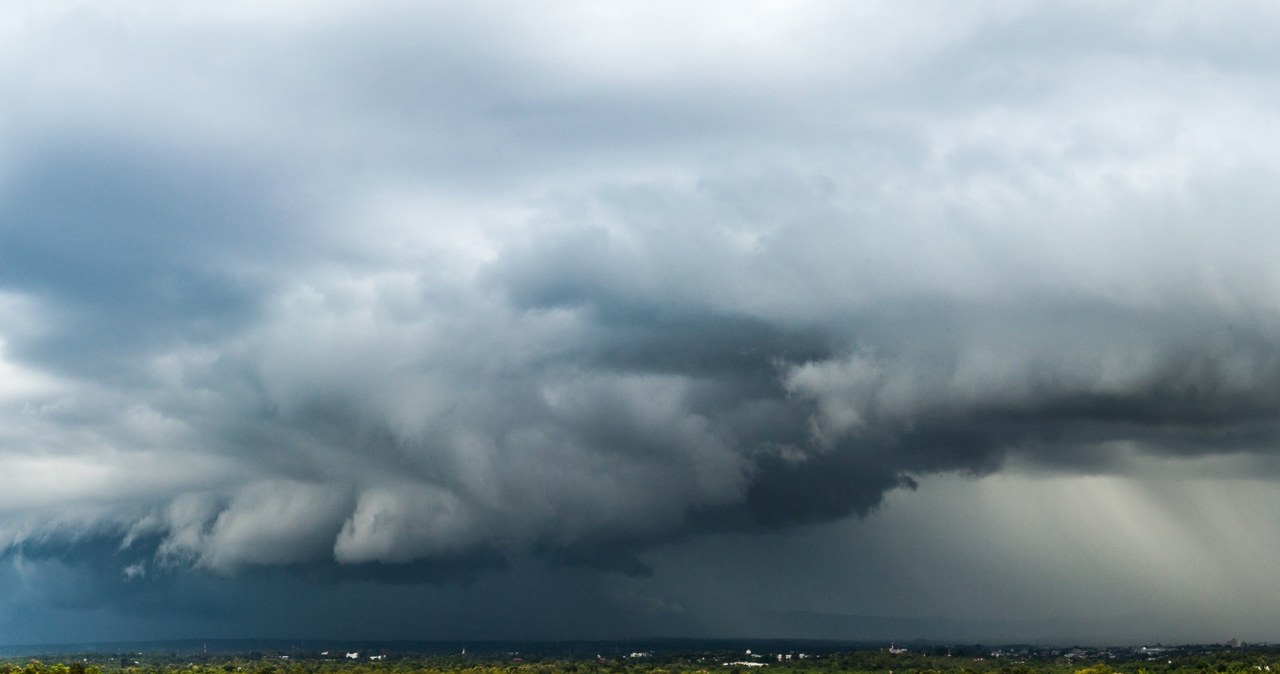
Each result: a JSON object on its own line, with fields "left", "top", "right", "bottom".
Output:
{"left": 2, "top": 0, "right": 1280, "bottom": 647}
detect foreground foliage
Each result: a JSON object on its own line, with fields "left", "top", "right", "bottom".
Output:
{"left": 6, "top": 644, "right": 1280, "bottom": 674}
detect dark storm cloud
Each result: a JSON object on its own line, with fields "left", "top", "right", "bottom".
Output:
{"left": 3, "top": 0, "right": 1280, "bottom": 641}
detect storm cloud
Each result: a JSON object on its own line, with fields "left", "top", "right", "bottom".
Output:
{"left": 1, "top": 0, "right": 1280, "bottom": 643}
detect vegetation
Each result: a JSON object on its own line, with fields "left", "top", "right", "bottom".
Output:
{"left": 5, "top": 643, "right": 1280, "bottom": 674}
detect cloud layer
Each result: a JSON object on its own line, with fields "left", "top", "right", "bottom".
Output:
{"left": 1, "top": 1, "right": 1280, "bottom": 639}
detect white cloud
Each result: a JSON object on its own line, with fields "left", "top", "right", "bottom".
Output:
{"left": 199, "top": 481, "right": 351, "bottom": 572}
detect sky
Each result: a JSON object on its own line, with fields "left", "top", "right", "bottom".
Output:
{"left": 1, "top": 0, "right": 1280, "bottom": 647}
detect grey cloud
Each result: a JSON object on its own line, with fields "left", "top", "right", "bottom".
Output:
{"left": 9, "top": 152, "right": 1280, "bottom": 589}
{"left": 200, "top": 481, "right": 353, "bottom": 572}
{"left": 0, "top": 138, "right": 298, "bottom": 382}
{"left": 3, "top": 0, "right": 1280, "bottom": 641}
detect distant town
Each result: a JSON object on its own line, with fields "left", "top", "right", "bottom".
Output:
{"left": 0, "top": 637, "right": 1273, "bottom": 674}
